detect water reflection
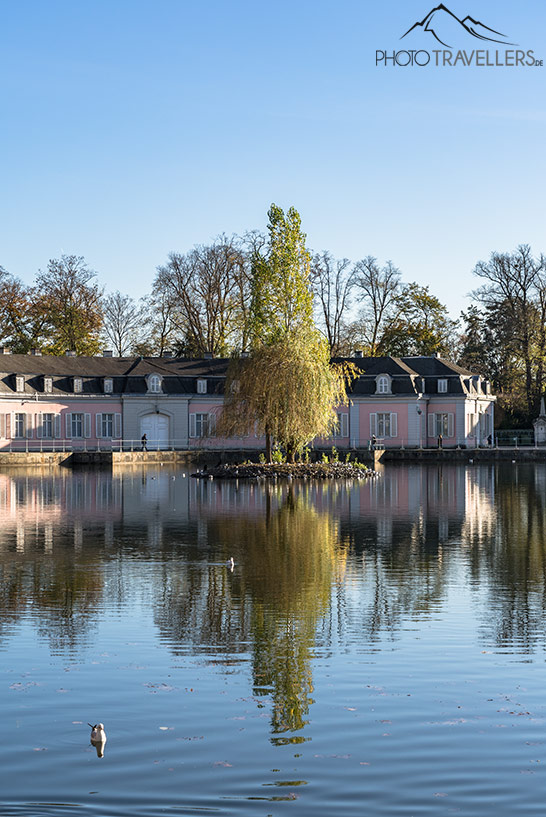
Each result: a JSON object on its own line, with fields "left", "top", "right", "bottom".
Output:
{"left": 2, "top": 462, "right": 546, "bottom": 740}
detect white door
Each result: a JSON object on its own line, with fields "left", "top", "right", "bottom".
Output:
{"left": 140, "top": 414, "right": 169, "bottom": 450}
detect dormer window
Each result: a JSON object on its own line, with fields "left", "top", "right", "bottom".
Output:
{"left": 73, "top": 377, "right": 83, "bottom": 393}
{"left": 104, "top": 378, "right": 113, "bottom": 393}
{"left": 376, "top": 374, "right": 391, "bottom": 395}
{"left": 438, "top": 379, "right": 447, "bottom": 393}
{"left": 15, "top": 375, "right": 25, "bottom": 393}
{"left": 197, "top": 379, "right": 207, "bottom": 394}
{"left": 147, "top": 374, "right": 162, "bottom": 393}
{"left": 44, "top": 376, "right": 52, "bottom": 394}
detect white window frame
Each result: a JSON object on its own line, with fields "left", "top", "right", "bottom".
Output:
{"left": 41, "top": 412, "right": 54, "bottom": 438}
{"left": 370, "top": 412, "right": 398, "bottom": 438}
{"left": 376, "top": 375, "right": 391, "bottom": 395}
{"left": 15, "top": 375, "right": 25, "bottom": 393}
{"left": 197, "top": 379, "right": 207, "bottom": 394}
{"left": 14, "top": 412, "right": 25, "bottom": 438}
{"left": 73, "top": 377, "right": 83, "bottom": 393}
{"left": 96, "top": 412, "right": 122, "bottom": 438}
{"left": 428, "top": 412, "right": 454, "bottom": 439}
{"left": 102, "top": 413, "right": 114, "bottom": 438}
{"left": 189, "top": 412, "right": 217, "bottom": 438}
{"left": 148, "top": 374, "right": 162, "bottom": 394}
{"left": 438, "top": 379, "right": 448, "bottom": 393}
{"left": 38, "top": 413, "right": 61, "bottom": 439}
{"left": 71, "top": 412, "right": 84, "bottom": 438}
{"left": 104, "top": 378, "right": 113, "bottom": 394}
{"left": 44, "top": 376, "right": 53, "bottom": 394}
{"left": 332, "top": 412, "right": 349, "bottom": 438}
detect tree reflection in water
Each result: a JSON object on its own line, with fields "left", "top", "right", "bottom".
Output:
{"left": 5, "top": 463, "right": 546, "bottom": 741}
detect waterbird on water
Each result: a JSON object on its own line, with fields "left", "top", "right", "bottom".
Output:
{"left": 88, "top": 722, "right": 107, "bottom": 757}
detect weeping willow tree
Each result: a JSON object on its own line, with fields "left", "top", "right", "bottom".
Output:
{"left": 217, "top": 204, "right": 355, "bottom": 460}
{"left": 218, "top": 328, "right": 355, "bottom": 460}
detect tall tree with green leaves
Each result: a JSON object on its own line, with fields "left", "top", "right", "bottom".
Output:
{"left": 250, "top": 205, "right": 314, "bottom": 344}
{"left": 218, "top": 204, "right": 355, "bottom": 460}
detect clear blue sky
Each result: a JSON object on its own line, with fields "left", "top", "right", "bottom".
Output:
{"left": 1, "top": 0, "right": 544, "bottom": 319}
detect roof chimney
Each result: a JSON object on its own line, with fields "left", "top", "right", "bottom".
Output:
{"left": 204, "top": 351, "right": 213, "bottom": 359}
{"left": 65, "top": 350, "right": 76, "bottom": 357}
{"left": 0, "top": 347, "right": 12, "bottom": 355}
{"left": 162, "top": 350, "right": 173, "bottom": 358}
{"left": 102, "top": 350, "right": 113, "bottom": 357}
{"left": 30, "top": 348, "right": 42, "bottom": 356}
{"left": 354, "top": 350, "right": 363, "bottom": 358}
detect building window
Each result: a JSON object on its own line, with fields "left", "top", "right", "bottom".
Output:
{"left": 377, "top": 412, "right": 391, "bottom": 437}
{"left": 148, "top": 374, "right": 161, "bottom": 393}
{"left": 42, "top": 413, "right": 54, "bottom": 438}
{"left": 44, "top": 377, "right": 53, "bottom": 393}
{"left": 73, "top": 377, "right": 83, "bottom": 393}
{"left": 197, "top": 379, "right": 207, "bottom": 394}
{"left": 430, "top": 412, "right": 454, "bottom": 438}
{"left": 14, "top": 413, "right": 25, "bottom": 438}
{"left": 190, "top": 412, "right": 216, "bottom": 438}
{"left": 332, "top": 413, "right": 349, "bottom": 438}
{"left": 370, "top": 412, "right": 398, "bottom": 438}
{"left": 480, "top": 412, "right": 491, "bottom": 437}
{"left": 104, "top": 378, "right": 113, "bottom": 393}
{"left": 376, "top": 375, "right": 391, "bottom": 394}
{"left": 15, "top": 376, "right": 25, "bottom": 393}
{"left": 101, "top": 413, "right": 114, "bottom": 438}
{"left": 438, "top": 379, "right": 447, "bottom": 393}
{"left": 71, "top": 413, "right": 84, "bottom": 438}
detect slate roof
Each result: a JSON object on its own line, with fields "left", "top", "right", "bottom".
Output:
{"left": 0, "top": 353, "right": 491, "bottom": 398}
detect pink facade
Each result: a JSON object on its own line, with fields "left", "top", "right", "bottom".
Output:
{"left": 0, "top": 399, "right": 123, "bottom": 450}
{"left": 188, "top": 401, "right": 263, "bottom": 449}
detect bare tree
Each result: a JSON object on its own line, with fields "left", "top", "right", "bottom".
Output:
{"left": 472, "top": 244, "right": 546, "bottom": 415}
{"left": 153, "top": 237, "right": 249, "bottom": 356}
{"left": 102, "top": 291, "right": 143, "bottom": 356}
{"left": 310, "top": 252, "right": 355, "bottom": 355}
{"left": 351, "top": 258, "right": 401, "bottom": 355}
{"left": 136, "top": 289, "right": 179, "bottom": 356}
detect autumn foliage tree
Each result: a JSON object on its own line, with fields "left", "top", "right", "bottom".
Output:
{"left": 36, "top": 255, "right": 104, "bottom": 356}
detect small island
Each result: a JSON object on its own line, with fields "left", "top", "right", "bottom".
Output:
{"left": 192, "top": 461, "right": 376, "bottom": 480}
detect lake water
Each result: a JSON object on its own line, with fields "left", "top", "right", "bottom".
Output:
{"left": 1, "top": 462, "right": 546, "bottom": 816}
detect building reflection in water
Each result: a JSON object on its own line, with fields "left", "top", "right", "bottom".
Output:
{"left": 1, "top": 463, "right": 546, "bottom": 737}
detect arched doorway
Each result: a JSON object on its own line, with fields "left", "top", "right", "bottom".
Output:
{"left": 140, "top": 413, "right": 169, "bottom": 450}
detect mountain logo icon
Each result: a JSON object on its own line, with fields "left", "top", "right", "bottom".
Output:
{"left": 401, "top": 4, "right": 517, "bottom": 48}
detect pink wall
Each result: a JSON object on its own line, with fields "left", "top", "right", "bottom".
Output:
{"left": 425, "top": 402, "right": 457, "bottom": 443}
{"left": 0, "top": 399, "right": 123, "bottom": 449}
{"left": 188, "top": 401, "right": 263, "bottom": 449}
